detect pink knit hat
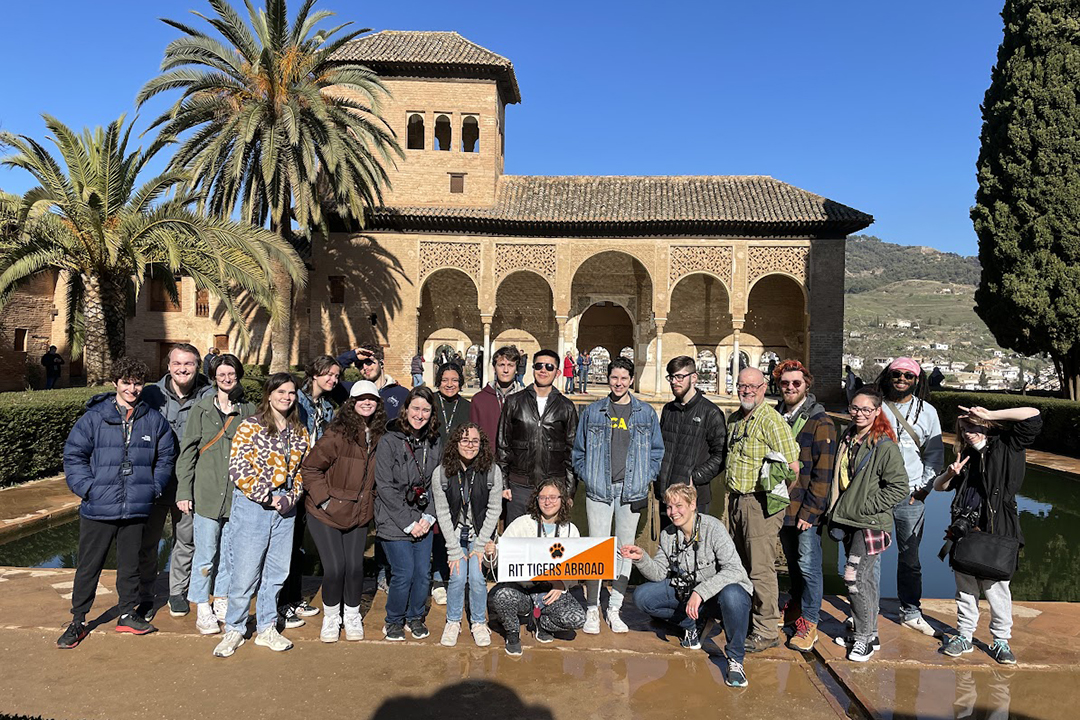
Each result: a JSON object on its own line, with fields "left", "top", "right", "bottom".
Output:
{"left": 889, "top": 357, "right": 922, "bottom": 376}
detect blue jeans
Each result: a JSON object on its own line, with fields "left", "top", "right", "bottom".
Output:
{"left": 225, "top": 489, "right": 295, "bottom": 634}
{"left": 578, "top": 371, "right": 588, "bottom": 392}
{"left": 584, "top": 489, "right": 640, "bottom": 610}
{"left": 412, "top": 373, "right": 424, "bottom": 387}
{"left": 634, "top": 580, "right": 751, "bottom": 663}
{"left": 431, "top": 528, "right": 449, "bottom": 585}
{"left": 778, "top": 524, "right": 823, "bottom": 624}
{"left": 890, "top": 495, "right": 925, "bottom": 621}
{"left": 382, "top": 533, "right": 434, "bottom": 625}
{"left": 188, "top": 513, "right": 233, "bottom": 604}
{"left": 446, "top": 537, "right": 488, "bottom": 624}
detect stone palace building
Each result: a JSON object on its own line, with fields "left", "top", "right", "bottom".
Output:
{"left": 0, "top": 31, "right": 872, "bottom": 401}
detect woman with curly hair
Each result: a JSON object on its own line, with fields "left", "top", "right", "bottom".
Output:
{"left": 432, "top": 423, "right": 503, "bottom": 647}
{"left": 301, "top": 380, "right": 387, "bottom": 643}
{"left": 486, "top": 479, "right": 586, "bottom": 657}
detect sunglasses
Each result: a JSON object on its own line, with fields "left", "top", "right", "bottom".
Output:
{"left": 779, "top": 380, "right": 803, "bottom": 388}
{"left": 359, "top": 359, "right": 377, "bottom": 367}
{"left": 890, "top": 371, "right": 917, "bottom": 381}
{"left": 533, "top": 363, "right": 556, "bottom": 372}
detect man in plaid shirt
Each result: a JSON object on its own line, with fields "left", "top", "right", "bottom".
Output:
{"left": 724, "top": 367, "right": 799, "bottom": 652}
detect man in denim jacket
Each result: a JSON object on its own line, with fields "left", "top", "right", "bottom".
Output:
{"left": 572, "top": 357, "right": 664, "bottom": 634}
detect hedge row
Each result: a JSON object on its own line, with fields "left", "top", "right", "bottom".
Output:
{"left": 930, "top": 390, "right": 1080, "bottom": 457}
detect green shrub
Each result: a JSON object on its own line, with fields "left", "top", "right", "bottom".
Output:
{"left": 931, "top": 390, "right": 1080, "bottom": 457}
{"left": 239, "top": 376, "right": 266, "bottom": 404}
{"left": 242, "top": 363, "right": 270, "bottom": 378}
{"left": 342, "top": 367, "right": 361, "bottom": 383}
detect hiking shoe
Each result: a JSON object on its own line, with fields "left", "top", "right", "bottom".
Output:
{"left": 407, "top": 618, "right": 430, "bottom": 639}
{"left": 441, "top": 620, "right": 461, "bottom": 647}
{"left": 788, "top": 618, "right": 818, "bottom": 652}
{"left": 583, "top": 607, "right": 601, "bottom": 635}
{"left": 212, "top": 597, "right": 228, "bottom": 622}
{"left": 505, "top": 632, "right": 523, "bottom": 656}
{"left": 848, "top": 638, "right": 876, "bottom": 662}
{"left": 835, "top": 634, "right": 881, "bottom": 650}
{"left": 254, "top": 626, "right": 293, "bottom": 652}
{"left": 320, "top": 614, "right": 340, "bottom": 643}
{"left": 135, "top": 600, "right": 156, "bottom": 622}
{"left": 902, "top": 615, "right": 938, "bottom": 637}
{"left": 57, "top": 621, "right": 88, "bottom": 649}
{"left": 744, "top": 633, "right": 779, "bottom": 653}
{"left": 168, "top": 595, "right": 190, "bottom": 617}
{"left": 990, "top": 639, "right": 1016, "bottom": 665}
{"left": 213, "top": 630, "right": 245, "bottom": 658}
{"left": 343, "top": 612, "right": 364, "bottom": 641}
{"left": 431, "top": 586, "right": 448, "bottom": 605}
{"left": 943, "top": 634, "right": 974, "bottom": 657}
{"left": 282, "top": 606, "right": 306, "bottom": 629}
{"left": 384, "top": 623, "right": 405, "bottom": 641}
{"left": 681, "top": 625, "right": 702, "bottom": 650}
{"left": 116, "top": 613, "right": 156, "bottom": 635}
{"left": 607, "top": 608, "right": 629, "bottom": 634}
{"left": 294, "top": 600, "right": 320, "bottom": 617}
{"left": 725, "top": 659, "right": 748, "bottom": 688}
{"left": 534, "top": 624, "right": 554, "bottom": 643}
{"left": 471, "top": 622, "right": 492, "bottom": 647}
{"left": 195, "top": 603, "right": 221, "bottom": 635}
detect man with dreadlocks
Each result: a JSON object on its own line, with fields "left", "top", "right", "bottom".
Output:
{"left": 874, "top": 358, "right": 944, "bottom": 638}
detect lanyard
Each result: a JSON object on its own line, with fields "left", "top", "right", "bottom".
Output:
{"left": 404, "top": 438, "right": 430, "bottom": 480}
{"left": 114, "top": 402, "right": 134, "bottom": 450}
{"left": 439, "top": 396, "right": 458, "bottom": 431}
{"left": 537, "top": 520, "right": 561, "bottom": 538}
{"left": 457, "top": 466, "right": 475, "bottom": 528}
{"left": 670, "top": 516, "right": 700, "bottom": 573}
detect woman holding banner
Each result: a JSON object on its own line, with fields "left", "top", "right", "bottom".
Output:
{"left": 486, "top": 479, "right": 586, "bottom": 656}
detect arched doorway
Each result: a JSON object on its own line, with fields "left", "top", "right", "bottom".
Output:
{"left": 696, "top": 349, "right": 718, "bottom": 394}
{"left": 493, "top": 270, "right": 558, "bottom": 366}
{"left": 465, "top": 344, "right": 483, "bottom": 389}
{"left": 418, "top": 269, "right": 481, "bottom": 384}
{"left": 745, "top": 274, "right": 808, "bottom": 365}
{"left": 588, "top": 347, "right": 612, "bottom": 387}
{"left": 577, "top": 302, "right": 634, "bottom": 366}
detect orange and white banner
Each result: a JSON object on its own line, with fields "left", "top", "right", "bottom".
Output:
{"left": 497, "top": 537, "right": 617, "bottom": 582}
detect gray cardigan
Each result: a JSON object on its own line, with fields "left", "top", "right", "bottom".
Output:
{"left": 431, "top": 463, "right": 503, "bottom": 562}
{"left": 634, "top": 514, "right": 753, "bottom": 601}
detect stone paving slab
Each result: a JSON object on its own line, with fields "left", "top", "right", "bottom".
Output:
{"left": 0, "top": 475, "right": 79, "bottom": 540}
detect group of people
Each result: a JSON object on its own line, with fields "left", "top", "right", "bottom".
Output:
{"left": 56, "top": 340, "right": 1040, "bottom": 688}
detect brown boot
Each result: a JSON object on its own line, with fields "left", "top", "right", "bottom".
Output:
{"left": 788, "top": 617, "right": 818, "bottom": 652}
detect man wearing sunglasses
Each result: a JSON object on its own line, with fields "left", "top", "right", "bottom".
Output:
{"left": 497, "top": 348, "right": 578, "bottom": 523}
{"left": 874, "top": 357, "right": 944, "bottom": 638}
{"left": 335, "top": 343, "right": 410, "bottom": 420}
{"left": 772, "top": 359, "right": 836, "bottom": 652}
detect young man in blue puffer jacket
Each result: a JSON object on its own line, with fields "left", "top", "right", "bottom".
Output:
{"left": 57, "top": 357, "right": 177, "bottom": 649}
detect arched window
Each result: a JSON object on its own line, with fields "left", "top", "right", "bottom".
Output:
{"left": 435, "top": 115, "right": 451, "bottom": 151}
{"left": 407, "top": 114, "right": 424, "bottom": 150}
{"left": 462, "top": 116, "right": 479, "bottom": 153}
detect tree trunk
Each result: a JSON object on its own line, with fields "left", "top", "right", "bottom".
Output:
{"left": 82, "top": 273, "right": 128, "bottom": 385}
{"left": 269, "top": 258, "right": 294, "bottom": 373}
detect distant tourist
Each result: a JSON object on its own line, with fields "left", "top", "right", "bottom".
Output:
{"left": 773, "top": 359, "right": 836, "bottom": 652}
{"left": 830, "top": 387, "right": 908, "bottom": 662}
{"left": 563, "top": 351, "right": 576, "bottom": 393}
{"left": 622, "top": 483, "right": 753, "bottom": 687}
{"left": 41, "top": 345, "right": 64, "bottom": 390}
{"left": 57, "top": 357, "right": 176, "bottom": 648}
{"left": 929, "top": 366, "right": 945, "bottom": 390}
{"left": 874, "top": 358, "right": 944, "bottom": 638}
{"left": 469, "top": 345, "right": 525, "bottom": 445}
{"left": 411, "top": 351, "right": 425, "bottom": 387}
{"left": 577, "top": 350, "right": 592, "bottom": 393}
{"left": 844, "top": 365, "right": 859, "bottom": 404}
{"left": 203, "top": 347, "right": 220, "bottom": 378}
{"left": 514, "top": 350, "right": 528, "bottom": 386}
{"left": 474, "top": 348, "right": 484, "bottom": 387}
{"left": 934, "top": 404, "right": 1041, "bottom": 666}
{"left": 213, "top": 373, "right": 309, "bottom": 658}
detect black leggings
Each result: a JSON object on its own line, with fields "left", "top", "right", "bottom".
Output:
{"left": 308, "top": 515, "right": 368, "bottom": 609}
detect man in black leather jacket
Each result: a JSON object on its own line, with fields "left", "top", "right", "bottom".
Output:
{"left": 497, "top": 348, "right": 579, "bottom": 522}
{"left": 656, "top": 356, "right": 726, "bottom": 521}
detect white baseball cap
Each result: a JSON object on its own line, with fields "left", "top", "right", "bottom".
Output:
{"left": 349, "top": 380, "right": 381, "bottom": 399}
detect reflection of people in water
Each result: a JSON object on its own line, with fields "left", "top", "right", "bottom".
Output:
{"left": 370, "top": 680, "right": 553, "bottom": 720}
{"left": 954, "top": 669, "right": 1012, "bottom": 720}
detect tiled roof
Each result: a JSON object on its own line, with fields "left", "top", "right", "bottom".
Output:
{"left": 368, "top": 175, "right": 874, "bottom": 237}
{"left": 329, "top": 31, "right": 521, "bottom": 104}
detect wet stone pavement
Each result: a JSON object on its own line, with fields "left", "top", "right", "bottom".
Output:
{"left": 0, "top": 567, "right": 1077, "bottom": 720}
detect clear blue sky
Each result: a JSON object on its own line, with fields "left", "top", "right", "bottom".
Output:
{"left": 0, "top": 0, "right": 1004, "bottom": 256}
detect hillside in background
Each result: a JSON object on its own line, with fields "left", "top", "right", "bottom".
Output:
{"left": 845, "top": 235, "right": 981, "bottom": 293}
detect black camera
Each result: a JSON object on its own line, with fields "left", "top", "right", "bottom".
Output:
{"left": 669, "top": 571, "right": 695, "bottom": 603}
{"left": 406, "top": 484, "right": 428, "bottom": 506}
{"left": 938, "top": 506, "right": 980, "bottom": 560}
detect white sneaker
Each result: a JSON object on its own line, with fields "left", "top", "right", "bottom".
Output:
{"left": 343, "top": 611, "right": 364, "bottom": 641}
{"left": 213, "top": 630, "right": 245, "bottom": 658}
{"left": 441, "top": 620, "right": 461, "bottom": 647}
{"left": 320, "top": 614, "right": 340, "bottom": 643}
{"left": 254, "top": 626, "right": 293, "bottom": 652}
{"left": 212, "top": 597, "right": 228, "bottom": 622}
{"left": 607, "top": 608, "right": 629, "bottom": 634}
{"left": 583, "top": 607, "right": 601, "bottom": 635}
{"left": 902, "top": 615, "right": 938, "bottom": 637}
{"left": 432, "top": 586, "right": 448, "bottom": 605}
{"left": 471, "top": 622, "right": 492, "bottom": 647}
{"left": 195, "top": 603, "right": 221, "bottom": 635}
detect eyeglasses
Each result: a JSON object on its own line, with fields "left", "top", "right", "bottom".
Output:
{"left": 537, "top": 495, "right": 561, "bottom": 503}
{"left": 890, "top": 371, "right": 917, "bottom": 381}
{"left": 533, "top": 363, "right": 556, "bottom": 372}
{"left": 736, "top": 382, "right": 765, "bottom": 392}
{"left": 849, "top": 405, "right": 877, "bottom": 416}
{"left": 216, "top": 373, "right": 237, "bottom": 381}
{"left": 666, "top": 372, "right": 694, "bottom": 382}
{"left": 458, "top": 438, "right": 480, "bottom": 446}
{"left": 779, "top": 380, "right": 803, "bottom": 388}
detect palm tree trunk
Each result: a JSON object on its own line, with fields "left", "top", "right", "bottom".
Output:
{"left": 82, "top": 273, "right": 128, "bottom": 385}
{"left": 269, "top": 257, "right": 294, "bottom": 373}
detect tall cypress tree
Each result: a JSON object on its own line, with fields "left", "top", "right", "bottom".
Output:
{"left": 972, "top": 0, "right": 1080, "bottom": 398}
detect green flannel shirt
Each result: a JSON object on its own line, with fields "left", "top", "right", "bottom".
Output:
{"left": 724, "top": 403, "right": 800, "bottom": 494}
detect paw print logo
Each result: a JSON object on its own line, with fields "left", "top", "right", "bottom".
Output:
{"left": 549, "top": 543, "right": 565, "bottom": 560}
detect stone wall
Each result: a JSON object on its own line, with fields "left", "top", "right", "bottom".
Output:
{"left": 0, "top": 272, "right": 58, "bottom": 391}
{"left": 808, "top": 237, "right": 847, "bottom": 403}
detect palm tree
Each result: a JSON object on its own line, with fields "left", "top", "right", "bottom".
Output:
{"left": 0, "top": 114, "right": 303, "bottom": 384}
{"left": 138, "top": 0, "right": 401, "bottom": 371}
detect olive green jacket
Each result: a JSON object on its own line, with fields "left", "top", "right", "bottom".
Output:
{"left": 175, "top": 395, "right": 257, "bottom": 519}
{"left": 827, "top": 433, "right": 908, "bottom": 532}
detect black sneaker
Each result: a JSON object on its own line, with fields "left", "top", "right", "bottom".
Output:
{"left": 384, "top": 623, "right": 405, "bottom": 641}
{"left": 135, "top": 600, "right": 156, "bottom": 622}
{"left": 505, "top": 632, "right": 523, "bottom": 656}
{"left": 168, "top": 595, "right": 190, "bottom": 617}
{"left": 534, "top": 624, "right": 554, "bottom": 643}
{"left": 681, "top": 625, "right": 702, "bottom": 650}
{"left": 834, "top": 634, "right": 882, "bottom": 651}
{"left": 848, "top": 638, "right": 876, "bottom": 662}
{"left": 407, "top": 619, "right": 430, "bottom": 639}
{"left": 282, "top": 606, "right": 306, "bottom": 629}
{"left": 57, "top": 621, "right": 88, "bottom": 649}
{"left": 115, "top": 613, "right": 157, "bottom": 635}
{"left": 744, "top": 632, "right": 779, "bottom": 653}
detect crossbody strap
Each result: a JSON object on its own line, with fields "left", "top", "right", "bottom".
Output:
{"left": 884, "top": 401, "right": 926, "bottom": 460}
{"left": 200, "top": 415, "right": 236, "bottom": 455}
